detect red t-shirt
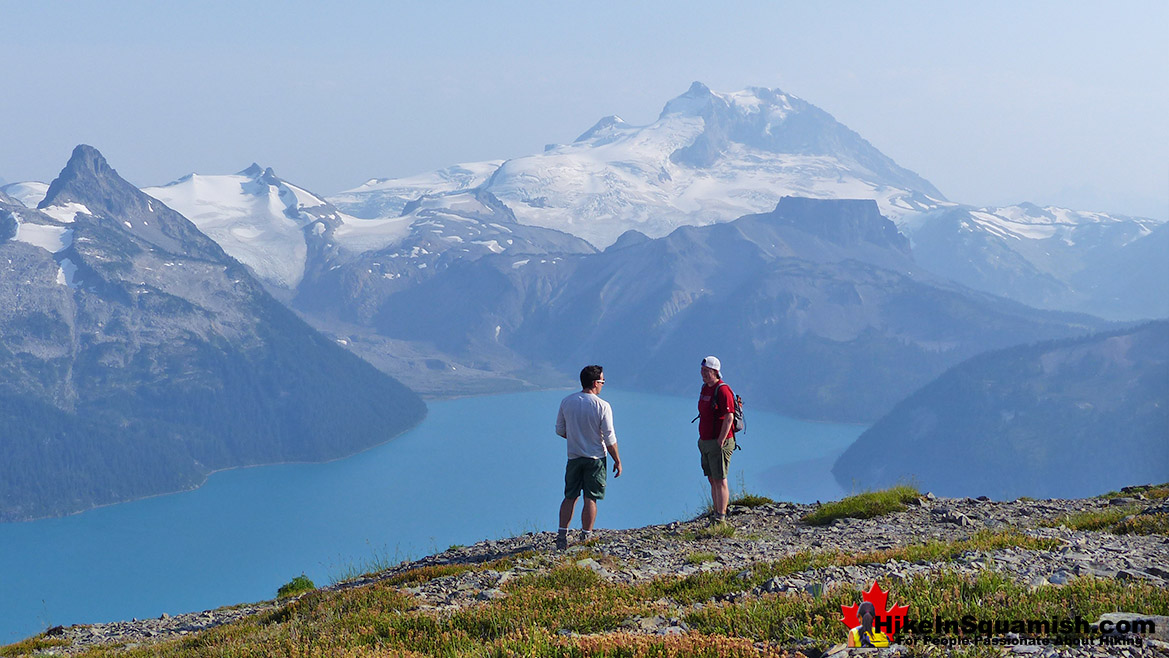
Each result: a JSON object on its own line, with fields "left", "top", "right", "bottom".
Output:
{"left": 698, "top": 381, "right": 735, "bottom": 441}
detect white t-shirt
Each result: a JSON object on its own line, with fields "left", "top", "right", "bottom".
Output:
{"left": 555, "top": 391, "right": 617, "bottom": 460}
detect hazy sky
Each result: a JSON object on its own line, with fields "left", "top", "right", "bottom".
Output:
{"left": 3, "top": 1, "right": 1167, "bottom": 219}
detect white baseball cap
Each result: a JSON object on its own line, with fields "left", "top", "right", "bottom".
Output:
{"left": 701, "top": 355, "right": 721, "bottom": 371}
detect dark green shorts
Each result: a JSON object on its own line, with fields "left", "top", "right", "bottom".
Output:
{"left": 699, "top": 437, "right": 735, "bottom": 480}
{"left": 564, "top": 457, "right": 607, "bottom": 500}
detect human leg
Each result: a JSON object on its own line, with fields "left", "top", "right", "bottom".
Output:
{"left": 709, "top": 476, "right": 729, "bottom": 516}
{"left": 557, "top": 497, "right": 575, "bottom": 550}
{"left": 559, "top": 497, "right": 578, "bottom": 528}
{"left": 581, "top": 497, "right": 597, "bottom": 530}
{"left": 577, "top": 457, "right": 606, "bottom": 533}
{"left": 561, "top": 458, "right": 588, "bottom": 550}
{"left": 700, "top": 438, "right": 733, "bottom": 523}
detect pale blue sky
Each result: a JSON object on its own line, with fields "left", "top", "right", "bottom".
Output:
{"left": 3, "top": 1, "right": 1166, "bottom": 218}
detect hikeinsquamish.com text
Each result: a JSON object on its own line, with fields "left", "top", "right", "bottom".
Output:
{"left": 873, "top": 615, "right": 1155, "bottom": 647}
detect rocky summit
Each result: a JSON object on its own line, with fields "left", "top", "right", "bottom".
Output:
{"left": 15, "top": 486, "right": 1169, "bottom": 657}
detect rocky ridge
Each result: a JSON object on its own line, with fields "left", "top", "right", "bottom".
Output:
{"left": 33, "top": 489, "right": 1169, "bottom": 657}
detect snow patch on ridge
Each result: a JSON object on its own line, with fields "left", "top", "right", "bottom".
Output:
{"left": 14, "top": 222, "right": 73, "bottom": 253}
{"left": 57, "top": 257, "right": 79, "bottom": 287}
{"left": 332, "top": 215, "right": 414, "bottom": 254}
{"left": 38, "top": 202, "right": 91, "bottom": 224}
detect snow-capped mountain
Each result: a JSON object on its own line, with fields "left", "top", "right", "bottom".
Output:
{"left": 331, "top": 160, "right": 504, "bottom": 220}
{"left": 141, "top": 163, "right": 583, "bottom": 295}
{"left": 331, "top": 82, "right": 949, "bottom": 248}
{"left": 295, "top": 187, "right": 595, "bottom": 328}
{"left": 903, "top": 202, "right": 1165, "bottom": 319}
{"left": 143, "top": 165, "right": 346, "bottom": 290}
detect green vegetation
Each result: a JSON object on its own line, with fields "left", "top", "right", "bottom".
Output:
{"left": 686, "top": 552, "right": 718, "bottom": 565}
{"left": 4, "top": 529, "right": 1137, "bottom": 658}
{"left": 729, "top": 493, "right": 774, "bottom": 508}
{"left": 382, "top": 563, "right": 476, "bottom": 587}
{"left": 1113, "top": 513, "right": 1169, "bottom": 535}
{"left": 0, "top": 635, "right": 69, "bottom": 657}
{"left": 41, "top": 547, "right": 1164, "bottom": 657}
{"left": 1100, "top": 483, "right": 1169, "bottom": 501}
{"left": 681, "top": 523, "right": 737, "bottom": 541}
{"left": 1060, "top": 483, "right": 1169, "bottom": 536}
{"left": 1047, "top": 505, "right": 1143, "bottom": 532}
{"left": 801, "top": 485, "right": 920, "bottom": 525}
{"left": 1046, "top": 501, "right": 1169, "bottom": 536}
{"left": 1059, "top": 509, "right": 1169, "bottom": 536}
{"left": 654, "top": 529, "right": 1056, "bottom": 606}
{"left": 276, "top": 574, "right": 316, "bottom": 599}
{"left": 687, "top": 569, "right": 1169, "bottom": 648}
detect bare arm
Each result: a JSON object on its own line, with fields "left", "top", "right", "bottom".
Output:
{"left": 717, "top": 415, "right": 733, "bottom": 446}
{"left": 606, "top": 442, "right": 622, "bottom": 477}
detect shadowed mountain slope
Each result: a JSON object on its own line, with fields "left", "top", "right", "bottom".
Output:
{"left": 833, "top": 321, "right": 1169, "bottom": 498}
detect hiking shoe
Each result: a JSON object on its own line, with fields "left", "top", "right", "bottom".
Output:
{"left": 709, "top": 514, "right": 727, "bottom": 527}
{"left": 555, "top": 529, "right": 568, "bottom": 551}
{"left": 579, "top": 529, "right": 594, "bottom": 543}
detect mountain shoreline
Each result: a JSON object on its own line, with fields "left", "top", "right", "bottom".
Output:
{"left": 3, "top": 408, "right": 429, "bottom": 525}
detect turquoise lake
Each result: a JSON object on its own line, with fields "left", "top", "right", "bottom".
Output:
{"left": 0, "top": 388, "right": 863, "bottom": 643}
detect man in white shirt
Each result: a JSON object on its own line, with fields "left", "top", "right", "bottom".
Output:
{"left": 555, "top": 364, "right": 622, "bottom": 550}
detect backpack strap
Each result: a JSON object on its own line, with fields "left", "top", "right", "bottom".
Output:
{"left": 712, "top": 382, "right": 729, "bottom": 414}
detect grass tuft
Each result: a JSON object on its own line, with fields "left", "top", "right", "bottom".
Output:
{"left": 729, "top": 493, "right": 775, "bottom": 508}
{"left": 1113, "top": 513, "right": 1169, "bottom": 535}
{"left": 801, "top": 485, "right": 919, "bottom": 526}
{"left": 1045, "top": 505, "right": 1169, "bottom": 536}
{"left": 275, "top": 574, "right": 315, "bottom": 599}
{"left": 682, "top": 523, "right": 737, "bottom": 541}
{"left": 686, "top": 551, "right": 719, "bottom": 565}
{"left": 0, "top": 635, "right": 70, "bottom": 657}
{"left": 1099, "top": 482, "right": 1169, "bottom": 501}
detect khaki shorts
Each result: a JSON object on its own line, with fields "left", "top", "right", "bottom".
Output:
{"left": 699, "top": 437, "right": 735, "bottom": 480}
{"left": 564, "top": 457, "right": 607, "bottom": 500}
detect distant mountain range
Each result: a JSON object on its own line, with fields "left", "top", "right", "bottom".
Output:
{"left": 367, "top": 196, "right": 1108, "bottom": 421}
{"left": 903, "top": 204, "right": 1164, "bottom": 320}
{"left": 10, "top": 83, "right": 1160, "bottom": 328}
{"left": 333, "top": 82, "right": 948, "bottom": 249}
{"left": 0, "top": 146, "right": 425, "bottom": 521}
{"left": 326, "top": 84, "right": 1163, "bottom": 322}
{"left": 833, "top": 321, "right": 1169, "bottom": 499}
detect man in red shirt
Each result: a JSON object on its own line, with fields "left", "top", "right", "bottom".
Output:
{"left": 697, "top": 355, "right": 736, "bottom": 525}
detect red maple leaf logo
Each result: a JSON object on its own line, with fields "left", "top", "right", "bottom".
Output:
{"left": 840, "top": 582, "right": 910, "bottom": 640}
